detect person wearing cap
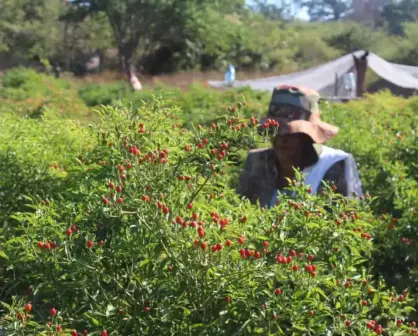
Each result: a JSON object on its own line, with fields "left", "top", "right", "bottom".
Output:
{"left": 236, "top": 85, "right": 363, "bottom": 208}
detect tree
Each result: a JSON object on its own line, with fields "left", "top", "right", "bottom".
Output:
{"left": 59, "top": 11, "right": 113, "bottom": 74}
{"left": 350, "top": 0, "right": 387, "bottom": 26}
{"left": 296, "top": 0, "right": 352, "bottom": 21}
{"left": 379, "top": 0, "right": 418, "bottom": 35}
{"left": 251, "top": 0, "right": 294, "bottom": 20}
{"left": 324, "top": 24, "right": 378, "bottom": 53}
{"left": 67, "top": 0, "right": 225, "bottom": 75}
{"left": 390, "top": 22, "right": 418, "bottom": 65}
{"left": 0, "top": 0, "right": 64, "bottom": 66}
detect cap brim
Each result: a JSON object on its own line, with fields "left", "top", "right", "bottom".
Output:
{"left": 285, "top": 119, "right": 339, "bottom": 144}
{"left": 259, "top": 117, "right": 339, "bottom": 144}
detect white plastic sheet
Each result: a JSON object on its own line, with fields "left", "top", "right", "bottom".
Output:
{"left": 208, "top": 51, "right": 418, "bottom": 95}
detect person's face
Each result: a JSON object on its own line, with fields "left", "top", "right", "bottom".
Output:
{"left": 273, "top": 133, "right": 306, "bottom": 163}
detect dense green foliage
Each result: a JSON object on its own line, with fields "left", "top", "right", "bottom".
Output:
{"left": 1, "top": 0, "right": 418, "bottom": 75}
{"left": 0, "top": 70, "right": 417, "bottom": 335}
{"left": 322, "top": 94, "right": 418, "bottom": 301}
{"left": 0, "top": 68, "right": 90, "bottom": 119}
{"left": 0, "top": 0, "right": 64, "bottom": 64}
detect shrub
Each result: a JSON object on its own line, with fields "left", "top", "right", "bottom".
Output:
{"left": 0, "top": 98, "right": 416, "bottom": 335}
{"left": 322, "top": 92, "right": 418, "bottom": 318}
{"left": 0, "top": 111, "right": 94, "bottom": 226}
{"left": 0, "top": 68, "right": 89, "bottom": 119}
{"left": 78, "top": 82, "right": 270, "bottom": 128}
{"left": 78, "top": 83, "right": 132, "bottom": 107}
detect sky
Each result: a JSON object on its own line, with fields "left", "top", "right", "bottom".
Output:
{"left": 246, "top": 0, "right": 310, "bottom": 20}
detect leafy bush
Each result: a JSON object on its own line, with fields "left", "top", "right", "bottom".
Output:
{"left": 390, "top": 22, "right": 418, "bottom": 66}
{"left": 1, "top": 70, "right": 417, "bottom": 333}
{"left": 0, "top": 98, "right": 417, "bottom": 335}
{"left": 0, "top": 68, "right": 89, "bottom": 119}
{"left": 78, "top": 82, "right": 270, "bottom": 127}
{"left": 0, "top": 111, "right": 94, "bottom": 226}
{"left": 323, "top": 91, "right": 417, "bottom": 214}
{"left": 78, "top": 83, "right": 132, "bottom": 107}
{"left": 323, "top": 23, "right": 391, "bottom": 55}
{"left": 321, "top": 92, "right": 418, "bottom": 317}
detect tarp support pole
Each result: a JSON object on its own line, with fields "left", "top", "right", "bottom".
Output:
{"left": 334, "top": 73, "right": 339, "bottom": 96}
{"left": 353, "top": 52, "right": 368, "bottom": 97}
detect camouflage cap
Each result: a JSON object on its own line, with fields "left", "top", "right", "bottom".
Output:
{"left": 260, "top": 85, "right": 339, "bottom": 144}
{"left": 270, "top": 85, "right": 320, "bottom": 115}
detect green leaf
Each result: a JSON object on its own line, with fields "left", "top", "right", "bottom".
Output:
{"left": 0, "top": 251, "right": 9, "bottom": 260}
{"left": 140, "top": 259, "right": 151, "bottom": 267}
{"left": 106, "top": 304, "right": 116, "bottom": 317}
{"left": 315, "top": 287, "right": 328, "bottom": 300}
{"left": 294, "top": 290, "right": 305, "bottom": 299}
{"left": 347, "top": 245, "right": 361, "bottom": 256}
{"left": 84, "top": 313, "right": 100, "bottom": 326}
{"left": 405, "top": 306, "right": 417, "bottom": 313}
{"left": 1, "top": 302, "right": 12, "bottom": 310}
{"left": 293, "top": 324, "right": 307, "bottom": 331}
{"left": 190, "top": 323, "right": 205, "bottom": 329}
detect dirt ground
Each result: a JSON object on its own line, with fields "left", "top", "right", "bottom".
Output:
{"left": 65, "top": 70, "right": 281, "bottom": 89}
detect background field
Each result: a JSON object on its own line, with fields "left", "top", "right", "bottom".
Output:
{"left": 2, "top": 0, "right": 418, "bottom": 334}
{"left": 0, "top": 68, "right": 417, "bottom": 335}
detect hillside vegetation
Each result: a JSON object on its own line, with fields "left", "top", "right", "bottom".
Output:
{"left": 2, "top": 0, "right": 418, "bottom": 77}
{"left": 0, "top": 69, "right": 417, "bottom": 335}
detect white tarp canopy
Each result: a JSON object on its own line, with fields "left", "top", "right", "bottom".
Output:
{"left": 208, "top": 50, "right": 418, "bottom": 96}
{"left": 393, "top": 63, "right": 418, "bottom": 79}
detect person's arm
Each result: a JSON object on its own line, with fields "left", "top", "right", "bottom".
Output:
{"left": 318, "top": 160, "right": 348, "bottom": 196}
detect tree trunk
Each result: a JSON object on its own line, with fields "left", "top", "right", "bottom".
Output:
{"left": 118, "top": 44, "right": 142, "bottom": 90}
{"left": 127, "top": 63, "right": 142, "bottom": 91}
{"left": 119, "top": 52, "right": 127, "bottom": 74}
{"left": 98, "top": 49, "right": 105, "bottom": 73}
{"left": 118, "top": 44, "right": 131, "bottom": 74}
{"left": 62, "top": 20, "right": 71, "bottom": 71}
{"left": 118, "top": 46, "right": 135, "bottom": 76}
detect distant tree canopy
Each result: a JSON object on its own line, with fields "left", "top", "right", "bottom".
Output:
{"left": 379, "top": 0, "right": 418, "bottom": 35}
{"left": 1, "top": 0, "right": 418, "bottom": 74}
{"left": 64, "top": 0, "right": 250, "bottom": 74}
{"left": 0, "top": 0, "right": 64, "bottom": 65}
{"left": 67, "top": 0, "right": 204, "bottom": 74}
{"left": 251, "top": 0, "right": 293, "bottom": 20}
{"left": 295, "top": 0, "right": 352, "bottom": 21}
